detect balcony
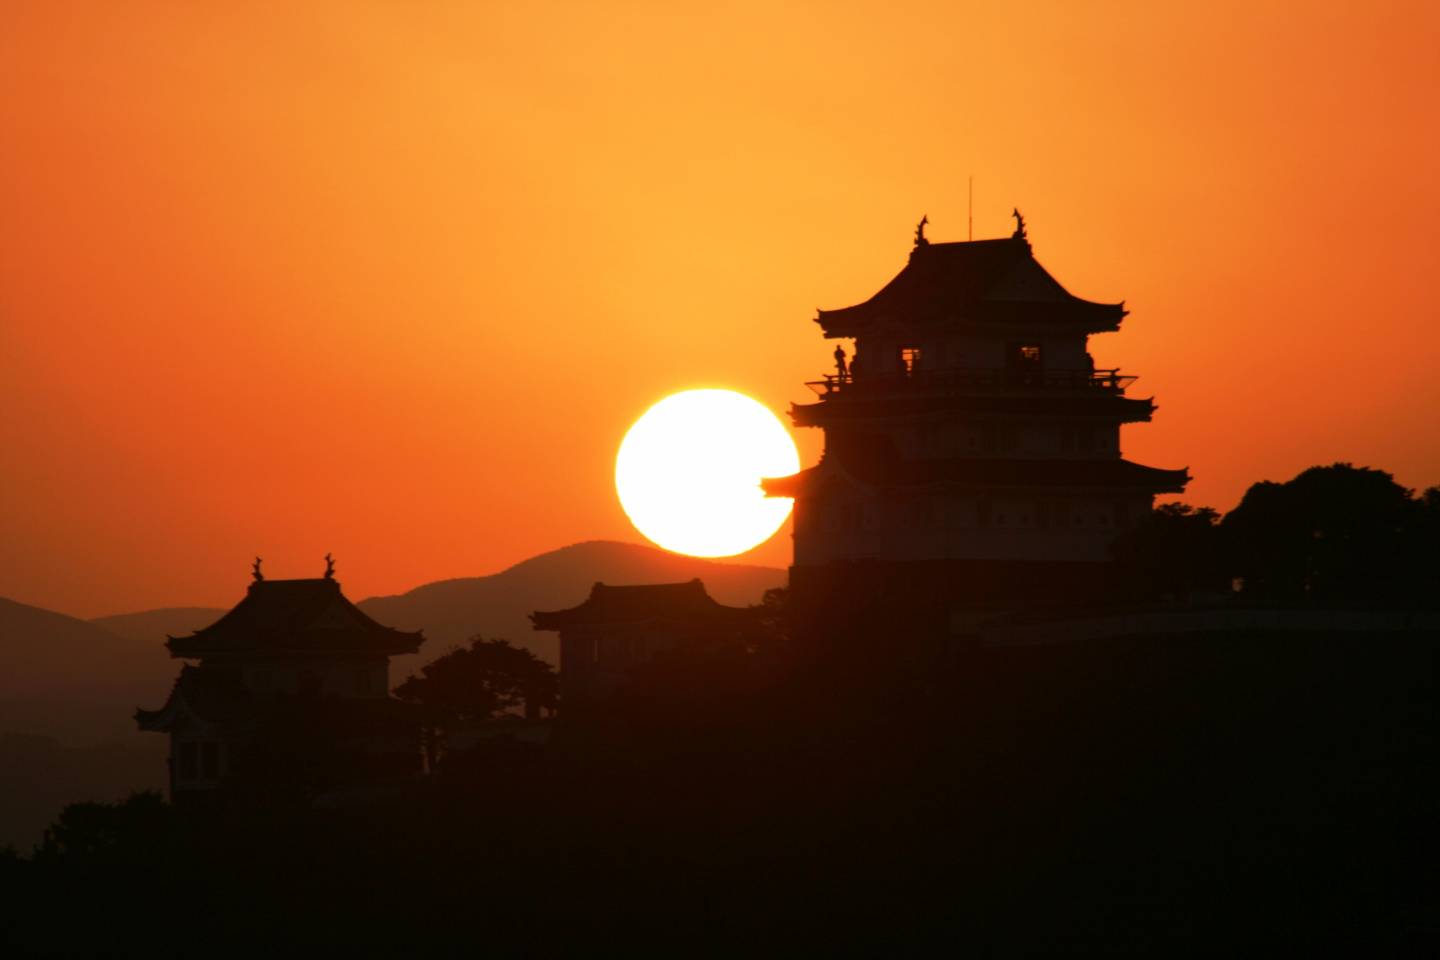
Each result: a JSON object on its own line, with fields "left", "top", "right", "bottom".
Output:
{"left": 806, "top": 367, "right": 1137, "bottom": 398}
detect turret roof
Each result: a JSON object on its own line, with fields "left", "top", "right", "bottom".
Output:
{"left": 530, "top": 579, "right": 752, "bottom": 630}
{"left": 816, "top": 233, "right": 1124, "bottom": 335}
{"left": 166, "top": 578, "right": 424, "bottom": 659}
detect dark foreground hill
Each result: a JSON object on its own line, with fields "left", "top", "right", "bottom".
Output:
{"left": 4, "top": 627, "right": 1435, "bottom": 953}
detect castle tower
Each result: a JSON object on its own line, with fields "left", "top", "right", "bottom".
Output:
{"left": 135, "top": 563, "right": 425, "bottom": 803}
{"left": 764, "top": 215, "right": 1188, "bottom": 635}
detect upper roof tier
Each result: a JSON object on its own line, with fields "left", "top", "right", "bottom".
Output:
{"left": 166, "top": 578, "right": 424, "bottom": 659}
{"left": 816, "top": 228, "right": 1125, "bottom": 336}
{"left": 531, "top": 579, "right": 752, "bottom": 631}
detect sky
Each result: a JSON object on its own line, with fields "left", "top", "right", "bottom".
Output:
{"left": 3, "top": 0, "right": 1438, "bottom": 618}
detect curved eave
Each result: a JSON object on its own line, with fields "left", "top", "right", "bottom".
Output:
{"left": 134, "top": 705, "right": 173, "bottom": 732}
{"left": 532, "top": 607, "right": 753, "bottom": 631}
{"left": 816, "top": 300, "right": 1125, "bottom": 338}
{"left": 766, "top": 460, "right": 1189, "bottom": 499}
{"left": 762, "top": 471, "right": 814, "bottom": 499}
{"left": 790, "top": 393, "right": 1156, "bottom": 428}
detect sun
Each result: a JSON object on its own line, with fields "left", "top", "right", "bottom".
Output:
{"left": 616, "top": 389, "right": 800, "bottom": 557}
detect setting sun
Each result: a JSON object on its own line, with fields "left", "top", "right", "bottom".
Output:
{"left": 615, "top": 389, "right": 800, "bottom": 558}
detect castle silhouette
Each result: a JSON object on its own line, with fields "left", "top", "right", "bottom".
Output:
{"left": 137, "top": 213, "right": 1188, "bottom": 793}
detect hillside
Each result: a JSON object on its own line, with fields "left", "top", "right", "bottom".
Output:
{"left": 360, "top": 540, "right": 786, "bottom": 678}
{"left": 91, "top": 607, "right": 226, "bottom": 646}
{"left": 0, "top": 597, "right": 173, "bottom": 746}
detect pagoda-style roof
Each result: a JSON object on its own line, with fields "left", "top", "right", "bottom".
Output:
{"left": 166, "top": 578, "right": 424, "bottom": 660}
{"left": 764, "top": 456, "right": 1190, "bottom": 498}
{"left": 531, "top": 580, "right": 752, "bottom": 631}
{"left": 816, "top": 233, "right": 1125, "bottom": 336}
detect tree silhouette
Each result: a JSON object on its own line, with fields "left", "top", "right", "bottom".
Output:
{"left": 393, "top": 637, "right": 557, "bottom": 767}
{"left": 1221, "top": 463, "right": 1424, "bottom": 608}
{"left": 35, "top": 792, "right": 173, "bottom": 864}
{"left": 1110, "top": 502, "right": 1227, "bottom": 602}
{"left": 395, "top": 637, "right": 556, "bottom": 720}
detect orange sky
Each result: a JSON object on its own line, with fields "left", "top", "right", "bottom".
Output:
{"left": 3, "top": 1, "right": 1439, "bottom": 618}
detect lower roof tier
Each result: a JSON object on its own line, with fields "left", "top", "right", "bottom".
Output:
{"left": 531, "top": 579, "right": 753, "bottom": 631}
{"left": 135, "top": 665, "right": 416, "bottom": 733}
{"left": 763, "top": 456, "right": 1190, "bottom": 498}
{"left": 791, "top": 392, "right": 1156, "bottom": 428}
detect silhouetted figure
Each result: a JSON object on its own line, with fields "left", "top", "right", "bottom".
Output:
{"left": 833, "top": 344, "right": 848, "bottom": 380}
{"left": 324, "top": 552, "right": 335, "bottom": 579}
{"left": 252, "top": 556, "right": 264, "bottom": 582}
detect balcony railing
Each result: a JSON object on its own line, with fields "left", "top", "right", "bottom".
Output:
{"left": 805, "top": 367, "right": 1136, "bottom": 397}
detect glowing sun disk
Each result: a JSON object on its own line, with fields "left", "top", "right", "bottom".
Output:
{"left": 615, "top": 389, "right": 800, "bottom": 557}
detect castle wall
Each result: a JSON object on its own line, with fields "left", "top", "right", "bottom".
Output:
{"left": 793, "top": 490, "right": 1152, "bottom": 566}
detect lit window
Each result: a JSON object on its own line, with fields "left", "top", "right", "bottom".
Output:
{"left": 900, "top": 347, "right": 922, "bottom": 375}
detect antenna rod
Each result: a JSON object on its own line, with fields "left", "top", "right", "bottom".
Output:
{"left": 968, "top": 176, "right": 973, "bottom": 241}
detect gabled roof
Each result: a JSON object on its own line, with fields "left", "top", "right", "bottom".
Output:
{"left": 530, "top": 580, "right": 753, "bottom": 631}
{"left": 166, "top": 578, "right": 424, "bottom": 659}
{"left": 816, "top": 234, "right": 1124, "bottom": 336}
{"left": 763, "top": 455, "right": 1189, "bottom": 498}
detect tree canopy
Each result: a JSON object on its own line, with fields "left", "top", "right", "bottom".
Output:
{"left": 393, "top": 637, "right": 557, "bottom": 722}
{"left": 1116, "top": 463, "right": 1440, "bottom": 609}
{"left": 1222, "top": 463, "right": 1435, "bottom": 608}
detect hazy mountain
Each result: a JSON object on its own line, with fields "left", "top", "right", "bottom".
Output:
{"left": 360, "top": 540, "right": 786, "bottom": 678}
{"left": 0, "top": 597, "right": 173, "bottom": 746}
{"left": 91, "top": 606, "right": 226, "bottom": 646}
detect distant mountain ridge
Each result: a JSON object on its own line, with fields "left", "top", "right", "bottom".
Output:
{"left": 0, "top": 596, "right": 171, "bottom": 746}
{"left": 90, "top": 607, "right": 227, "bottom": 646}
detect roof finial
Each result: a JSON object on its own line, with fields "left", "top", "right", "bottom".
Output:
{"left": 1011, "top": 207, "right": 1027, "bottom": 240}
{"left": 252, "top": 556, "right": 264, "bottom": 582}
{"left": 324, "top": 553, "right": 335, "bottom": 580}
{"left": 914, "top": 214, "right": 930, "bottom": 247}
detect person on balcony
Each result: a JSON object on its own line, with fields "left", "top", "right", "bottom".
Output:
{"left": 834, "top": 344, "right": 849, "bottom": 381}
